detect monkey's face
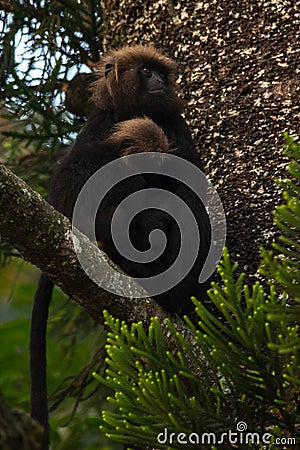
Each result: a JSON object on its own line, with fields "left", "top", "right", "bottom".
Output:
{"left": 138, "top": 65, "right": 168, "bottom": 96}
{"left": 91, "top": 46, "right": 184, "bottom": 120}
{"left": 110, "top": 63, "right": 182, "bottom": 120}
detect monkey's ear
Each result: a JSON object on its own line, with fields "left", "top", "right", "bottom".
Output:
{"left": 105, "top": 63, "right": 114, "bottom": 78}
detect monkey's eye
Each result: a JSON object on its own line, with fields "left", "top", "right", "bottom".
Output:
{"left": 141, "top": 66, "right": 152, "bottom": 77}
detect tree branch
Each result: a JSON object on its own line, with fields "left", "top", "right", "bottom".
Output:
{"left": 0, "top": 164, "right": 174, "bottom": 326}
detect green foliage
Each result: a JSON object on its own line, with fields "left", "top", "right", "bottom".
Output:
{"left": 261, "top": 134, "right": 300, "bottom": 309}
{"left": 95, "top": 137, "right": 300, "bottom": 449}
{"left": 0, "top": 262, "right": 119, "bottom": 449}
{"left": 0, "top": 0, "right": 103, "bottom": 150}
{"left": 0, "top": 0, "right": 104, "bottom": 268}
{"left": 95, "top": 312, "right": 230, "bottom": 448}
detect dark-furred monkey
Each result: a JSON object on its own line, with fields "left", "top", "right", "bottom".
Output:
{"left": 30, "top": 46, "right": 211, "bottom": 449}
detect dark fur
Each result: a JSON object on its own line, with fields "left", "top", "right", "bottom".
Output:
{"left": 91, "top": 46, "right": 180, "bottom": 120}
{"left": 30, "top": 46, "right": 211, "bottom": 450}
{"left": 51, "top": 116, "right": 210, "bottom": 308}
{"left": 51, "top": 118, "right": 178, "bottom": 278}
{"left": 77, "top": 46, "right": 201, "bottom": 171}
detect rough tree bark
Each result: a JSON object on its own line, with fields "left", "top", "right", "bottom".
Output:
{"left": 100, "top": 0, "right": 300, "bottom": 278}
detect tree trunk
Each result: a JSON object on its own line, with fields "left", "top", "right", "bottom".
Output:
{"left": 100, "top": 0, "right": 299, "bottom": 278}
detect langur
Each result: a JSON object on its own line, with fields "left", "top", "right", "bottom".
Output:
{"left": 30, "top": 45, "right": 211, "bottom": 450}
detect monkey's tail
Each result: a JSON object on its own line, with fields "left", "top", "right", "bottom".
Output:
{"left": 30, "top": 273, "right": 54, "bottom": 450}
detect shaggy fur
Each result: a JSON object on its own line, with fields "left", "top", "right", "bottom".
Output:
{"left": 91, "top": 45, "right": 179, "bottom": 112}
{"left": 108, "top": 117, "right": 170, "bottom": 155}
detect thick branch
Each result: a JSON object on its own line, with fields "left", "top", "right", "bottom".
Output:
{"left": 0, "top": 164, "right": 173, "bottom": 326}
